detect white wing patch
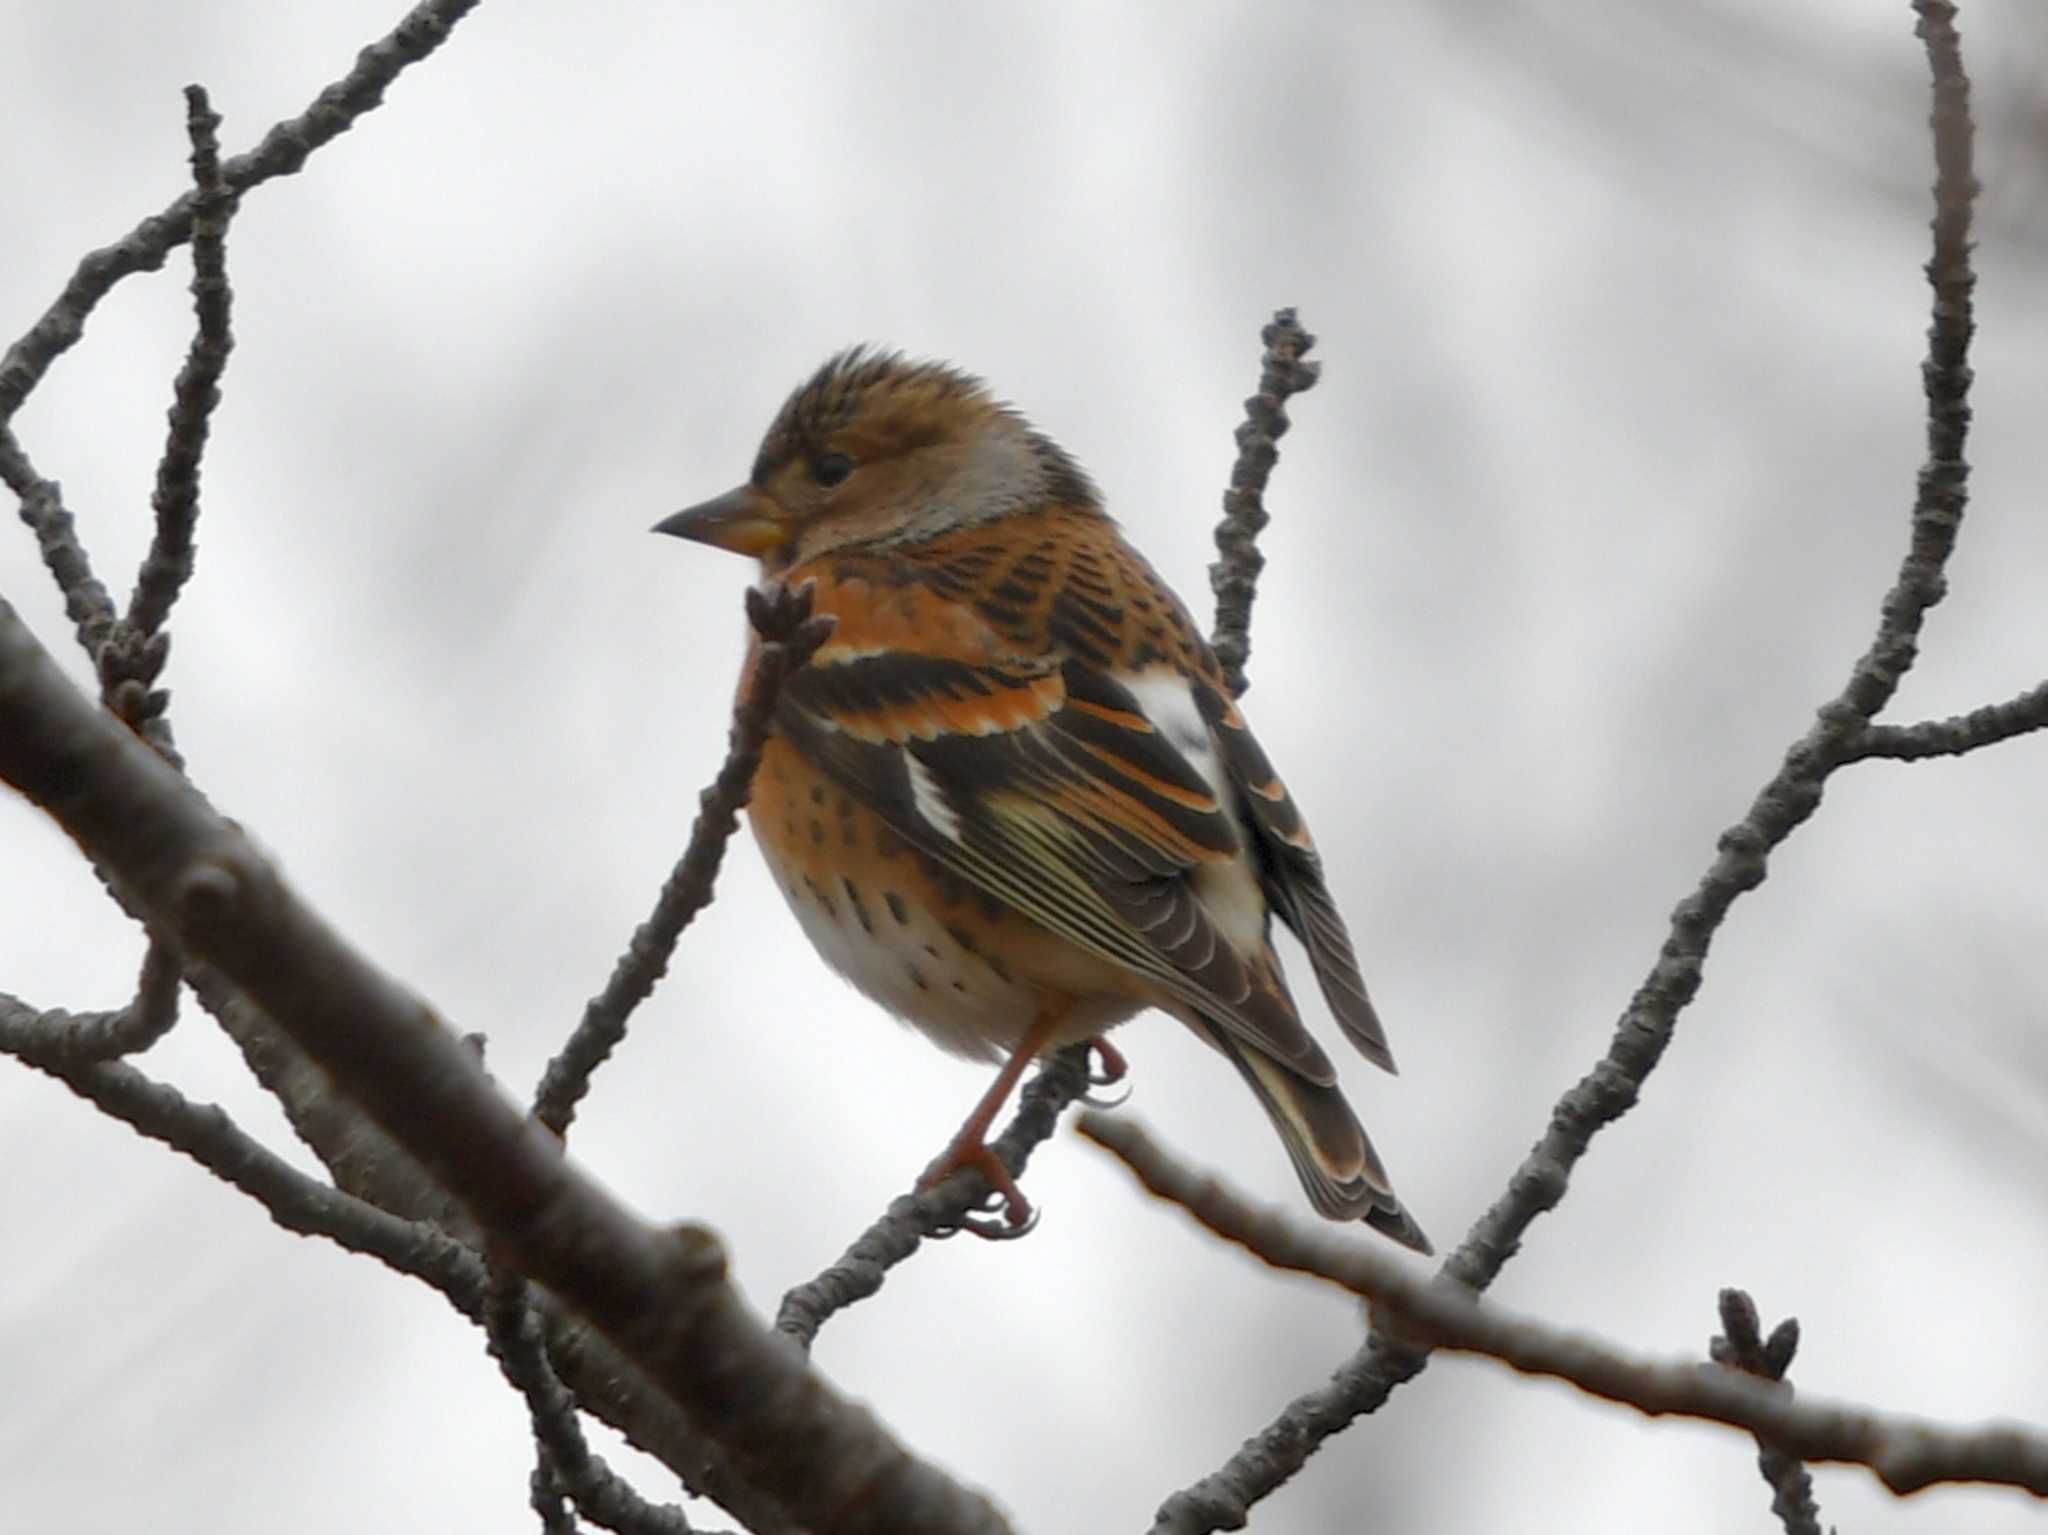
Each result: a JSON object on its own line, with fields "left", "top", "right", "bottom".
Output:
{"left": 1115, "top": 667, "right": 1268, "bottom": 955}
{"left": 904, "top": 750, "right": 963, "bottom": 841}
{"left": 1120, "top": 668, "right": 1219, "bottom": 763}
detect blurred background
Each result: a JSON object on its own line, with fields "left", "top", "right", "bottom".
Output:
{"left": 3, "top": 2, "right": 2045, "bottom": 1531}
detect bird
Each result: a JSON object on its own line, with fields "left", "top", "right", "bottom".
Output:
{"left": 654, "top": 347, "right": 1429, "bottom": 1253}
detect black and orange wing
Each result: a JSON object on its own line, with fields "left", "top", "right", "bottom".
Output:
{"left": 1189, "top": 672, "right": 1395, "bottom": 1073}
{"left": 771, "top": 539, "right": 1341, "bottom": 1085}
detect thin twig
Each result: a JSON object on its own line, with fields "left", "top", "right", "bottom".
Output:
{"left": 1085, "top": 1113, "right": 2048, "bottom": 1500}
{"left": 1148, "top": 12, "right": 1978, "bottom": 1528}
{"left": 1839, "top": 678, "right": 2048, "bottom": 762}
{"left": 0, "top": 991, "right": 485, "bottom": 1305}
{"left": 1208, "top": 308, "right": 1320, "bottom": 699}
{"left": 191, "top": 972, "right": 475, "bottom": 1227}
{"left": 485, "top": 1271, "right": 714, "bottom": 1535}
{"left": 96, "top": 86, "right": 241, "bottom": 775}
{"left": 775, "top": 1044, "right": 1092, "bottom": 1351}
{"left": 533, "top": 582, "right": 833, "bottom": 1137}
{"left": 486, "top": 1269, "right": 580, "bottom": 1535}
{"left": 6, "top": 443, "right": 117, "bottom": 650}
{"left": 1711, "top": 1289, "right": 1825, "bottom": 1535}
{"left": 0, "top": 0, "right": 482, "bottom": 427}
{"left": 0, "top": 944, "right": 182, "bottom": 1062}
{"left": 21, "top": 89, "right": 243, "bottom": 1069}
{"left": 128, "top": 85, "right": 235, "bottom": 640}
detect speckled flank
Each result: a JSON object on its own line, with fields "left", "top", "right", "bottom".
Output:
{"left": 749, "top": 732, "right": 1146, "bottom": 1061}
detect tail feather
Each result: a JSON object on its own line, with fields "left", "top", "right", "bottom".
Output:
{"left": 1200, "top": 1018, "right": 1432, "bottom": 1255}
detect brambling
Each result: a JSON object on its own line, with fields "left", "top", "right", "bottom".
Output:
{"left": 656, "top": 349, "right": 1429, "bottom": 1252}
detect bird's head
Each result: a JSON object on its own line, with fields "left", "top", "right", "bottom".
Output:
{"left": 655, "top": 347, "right": 1099, "bottom": 571}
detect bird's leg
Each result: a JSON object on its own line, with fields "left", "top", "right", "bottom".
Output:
{"left": 919, "top": 1004, "right": 1069, "bottom": 1237}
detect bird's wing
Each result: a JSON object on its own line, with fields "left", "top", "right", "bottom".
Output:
{"left": 774, "top": 524, "right": 1338, "bottom": 1083}
{"left": 1188, "top": 671, "right": 1395, "bottom": 1073}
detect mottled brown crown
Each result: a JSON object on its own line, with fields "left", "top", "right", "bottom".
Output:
{"left": 751, "top": 347, "right": 1100, "bottom": 511}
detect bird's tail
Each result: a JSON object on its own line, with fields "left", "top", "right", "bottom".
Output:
{"left": 1199, "top": 1019, "right": 1432, "bottom": 1255}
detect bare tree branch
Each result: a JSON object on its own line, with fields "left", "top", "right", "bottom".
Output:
{"left": 485, "top": 1271, "right": 716, "bottom": 1535}
{"left": 54, "top": 963, "right": 803, "bottom": 1535}
{"left": 0, "top": 0, "right": 482, "bottom": 429}
{"left": 1710, "top": 1289, "right": 1825, "bottom": 1535}
{"left": 509, "top": 584, "right": 829, "bottom": 1524}
{"left": 0, "top": 944, "right": 181, "bottom": 1063}
{"left": 7, "top": 451, "right": 117, "bottom": 649}
{"left": 128, "top": 85, "right": 234, "bottom": 641}
{"left": 1084, "top": 1113, "right": 2048, "bottom": 1501}
{"left": 1146, "top": 8, "right": 1980, "bottom": 1528}
{"left": 57, "top": 87, "right": 242, "bottom": 1042}
{"left": 0, "top": 595, "right": 1010, "bottom": 1535}
{"left": 1, "top": 994, "right": 485, "bottom": 1302}
{"left": 6, "top": 964, "right": 797, "bottom": 1531}
{"left": 534, "top": 582, "right": 834, "bottom": 1138}
{"left": 1839, "top": 678, "right": 2048, "bottom": 761}
{"left": 1208, "top": 308, "right": 1320, "bottom": 699}
{"left": 12, "top": 6, "right": 468, "bottom": 1065}
{"left": 2, "top": 6, "right": 1026, "bottom": 1530}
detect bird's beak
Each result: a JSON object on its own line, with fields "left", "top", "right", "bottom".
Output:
{"left": 652, "top": 484, "right": 789, "bottom": 558}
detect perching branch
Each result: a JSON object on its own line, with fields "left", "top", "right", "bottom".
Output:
{"left": 1084, "top": 1113, "right": 2048, "bottom": 1501}
{"left": 775, "top": 1044, "right": 1092, "bottom": 1351}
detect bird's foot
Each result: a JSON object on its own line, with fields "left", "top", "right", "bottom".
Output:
{"left": 919, "top": 1138, "right": 1038, "bottom": 1240}
{"left": 1080, "top": 1036, "right": 1132, "bottom": 1109}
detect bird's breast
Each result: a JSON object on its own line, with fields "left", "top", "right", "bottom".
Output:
{"left": 746, "top": 733, "right": 1148, "bottom": 1060}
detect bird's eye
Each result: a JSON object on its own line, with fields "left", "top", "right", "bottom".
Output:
{"left": 814, "top": 452, "right": 854, "bottom": 489}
